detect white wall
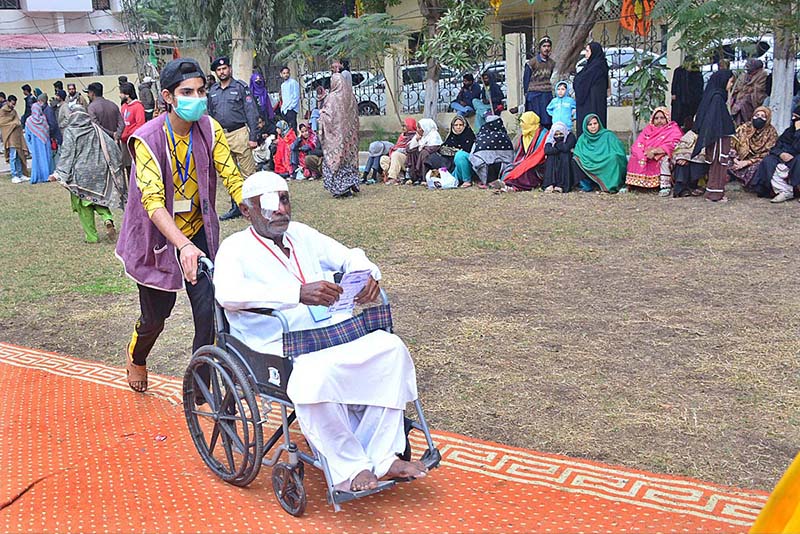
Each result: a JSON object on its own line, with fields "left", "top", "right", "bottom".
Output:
{"left": 0, "top": 7, "right": 122, "bottom": 35}
{"left": 24, "top": 0, "right": 93, "bottom": 12}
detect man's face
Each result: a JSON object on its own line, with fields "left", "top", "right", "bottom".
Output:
{"left": 119, "top": 92, "right": 129, "bottom": 104}
{"left": 243, "top": 191, "right": 292, "bottom": 239}
{"left": 7, "top": 100, "right": 15, "bottom": 110}
{"left": 540, "top": 42, "right": 552, "bottom": 57}
{"left": 281, "top": 69, "right": 290, "bottom": 80}
{"left": 87, "top": 91, "right": 96, "bottom": 102}
{"left": 68, "top": 86, "right": 76, "bottom": 96}
{"left": 463, "top": 77, "right": 472, "bottom": 88}
{"left": 162, "top": 77, "right": 207, "bottom": 109}
{"left": 652, "top": 111, "right": 667, "bottom": 126}
{"left": 22, "top": 88, "right": 30, "bottom": 96}
{"left": 482, "top": 75, "right": 489, "bottom": 85}
{"left": 557, "top": 84, "right": 566, "bottom": 97}
{"left": 215, "top": 65, "right": 231, "bottom": 81}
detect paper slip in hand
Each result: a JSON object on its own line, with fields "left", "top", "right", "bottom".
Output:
{"left": 328, "top": 269, "right": 372, "bottom": 314}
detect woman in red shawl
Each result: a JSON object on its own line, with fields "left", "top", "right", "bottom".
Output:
{"left": 498, "top": 111, "right": 548, "bottom": 191}
{"left": 380, "top": 117, "right": 417, "bottom": 185}
{"left": 624, "top": 107, "right": 683, "bottom": 196}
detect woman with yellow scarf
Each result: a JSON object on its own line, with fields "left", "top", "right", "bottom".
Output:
{"left": 498, "top": 111, "right": 549, "bottom": 191}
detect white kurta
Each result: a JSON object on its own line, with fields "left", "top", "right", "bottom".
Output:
{"left": 214, "top": 222, "right": 418, "bottom": 408}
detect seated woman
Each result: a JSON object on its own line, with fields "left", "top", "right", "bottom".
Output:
{"left": 472, "top": 71, "right": 505, "bottom": 133}
{"left": 624, "top": 107, "right": 683, "bottom": 196}
{"left": 542, "top": 122, "right": 577, "bottom": 193}
{"left": 380, "top": 117, "right": 417, "bottom": 185}
{"left": 728, "top": 106, "right": 778, "bottom": 189}
{"left": 751, "top": 105, "right": 800, "bottom": 203}
{"left": 405, "top": 118, "right": 443, "bottom": 185}
{"left": 273, "top": 120, "right": 297, "bottom": 178}
{"left": 290, "top": 123, "right": 323, "bottom": 180}
{"left": 426, "top": 116, "right": 476, "bottom": 187}
{"left": 497, "top": 111, "right": 548, "bottom": 191}
{"left": 468, "top": 115, "right": 515, "bottom": 188}
{"left": 671, "top": 125, "right": 709, "bottom": 197}
{"left": 572, "top": 114, "right": 627, "bottom": 193}
{"left": 364, "top": 140, "right": 393, "bottom": 184}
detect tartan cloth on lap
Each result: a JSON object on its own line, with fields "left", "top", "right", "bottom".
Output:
{"left": 282, "top": 304, "right": 393, "bottom": 360}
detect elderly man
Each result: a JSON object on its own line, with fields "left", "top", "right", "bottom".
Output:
{"left": 214, "top": 171, "right": 428, "bottom": 493}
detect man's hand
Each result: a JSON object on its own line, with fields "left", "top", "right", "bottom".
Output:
{"left": 248, "top": 140, "right": 258, "bottom": 149}
{"left": 676, "top": 159, "right": 687, "bottom": 166}
{"left": 780, "top": 152, "right": 794, "bottom": 163}
{"left": 300, "top": 281, "right": 343, "bottom": 307}
{"left": 180, "top": 243, "right": 205, "bottom": 285}
{"left": 354, "top": 276, "right": 379, "bottom": 305}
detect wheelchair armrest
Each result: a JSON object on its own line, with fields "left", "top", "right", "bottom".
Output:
{"left": 379, "top": 287, "right": 389, "bottom": 306}
{"left": 241, "top": 307, "right": 291, "bottom": 333}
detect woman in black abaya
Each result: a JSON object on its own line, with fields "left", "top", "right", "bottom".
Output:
{"left": 573, "top": 42, "right": 609, "bottom": 137}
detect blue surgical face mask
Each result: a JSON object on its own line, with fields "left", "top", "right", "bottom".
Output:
{"left": 174, "top": 96, "right": 207, "bottom": 122}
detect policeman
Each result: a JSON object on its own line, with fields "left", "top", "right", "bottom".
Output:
{"left": 207, "top": 56, "right": 260, "bottom": 220}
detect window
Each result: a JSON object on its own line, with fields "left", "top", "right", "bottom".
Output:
{"left": 93, "top": 0, "right": 111, "bottom": 10}
{"left": 0, "top": 0, "right": 20, "bottom": 8}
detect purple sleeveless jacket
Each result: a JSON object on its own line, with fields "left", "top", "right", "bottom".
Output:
{"left": 115, "top": 114, "right": 220, "bottom": 292}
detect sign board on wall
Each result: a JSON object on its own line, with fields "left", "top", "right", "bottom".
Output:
{"left": 0, "top": 47, "right": 98, "bottom": 82}
{"left": 24, "top": 0, "right": 94, "bottom": 12}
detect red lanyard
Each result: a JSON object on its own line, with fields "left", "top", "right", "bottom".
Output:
{"left": 249, "top": 227, "right": 306, "bottom": 284}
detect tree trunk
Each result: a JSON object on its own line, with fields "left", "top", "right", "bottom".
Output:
{"left": 551, "top": 0, "right": 600, "bottom": 81}
{"left": 419, "top": 0, "right": 442, "bottom": 119}
{"left": 769, "top": 26, "right": 795, "bottom": 132}
{"left": 231, "top": 23, "right": 254, "bottom": 84}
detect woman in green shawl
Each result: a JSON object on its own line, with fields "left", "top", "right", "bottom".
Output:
{"left": 572, "top": 114, "right": 627, "bottom": 193}
{"left": 48, "top": 104, "right": 125, "bottom": 243}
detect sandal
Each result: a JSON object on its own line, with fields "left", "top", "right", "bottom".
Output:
{"left": 126, "top": 361, "right": 148, "bottom": 393}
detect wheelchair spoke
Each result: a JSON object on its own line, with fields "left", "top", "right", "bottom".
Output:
{"left": 219, "top": 423, "right": 237, "bottom": 471}
{"left": 208, "top": 422, "right": 221, "bottom": 455}
{"left": 193, "top": 370, "right": 216, "bottom": 409}
{"left": 210, "top": 366, "right": 223, "bottom": 409}
{"left": 218, "top": 419, "right": 247, "bottom": 453}
{"left": 190, "top": 408, "right": 216, "bottom": 419}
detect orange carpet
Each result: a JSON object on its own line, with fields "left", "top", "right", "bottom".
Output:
{"left": 0, "top": 342, "right": 768, "bottom": 533}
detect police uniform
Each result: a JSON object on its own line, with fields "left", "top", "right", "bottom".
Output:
{"left": 207, "top": 56, "right": 259, "bottom": 179}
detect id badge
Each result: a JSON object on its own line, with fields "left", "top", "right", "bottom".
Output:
{"left": 308, "top": 305, "right": 332, "bottom": 323}
{"left": 174, "top": 199, "right": 192, "bottom": 213}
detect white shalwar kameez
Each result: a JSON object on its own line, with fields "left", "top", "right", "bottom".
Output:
{"left": 214, "top": 222, "right": 418, "bottom": 488}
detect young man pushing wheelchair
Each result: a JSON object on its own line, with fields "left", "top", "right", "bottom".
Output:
{"left": 213, "top": 171, "right": 428, "bottom": 492}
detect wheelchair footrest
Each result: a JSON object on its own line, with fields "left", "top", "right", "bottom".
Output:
{"left": 331, "top": 480, "right": 396, "bottom": 505}
{"left": 421, "top": 448, "right": 442, "bottom": 470}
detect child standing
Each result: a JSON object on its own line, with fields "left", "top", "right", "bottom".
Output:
{"left": 546, "top": 81, "right": 576, "bottom": 131}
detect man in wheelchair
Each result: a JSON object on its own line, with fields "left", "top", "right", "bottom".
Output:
{"left": 214, "top": 171, "right": 428, "bottom": 492}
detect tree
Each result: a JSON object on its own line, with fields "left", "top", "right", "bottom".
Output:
{"left": 275, "top": 14, "right": 412, "bottom": 125}
{"left": 417, "top": 0, "right": 445, "bottom": 119}
{"left": 416, "top": 1, "right": 497, "bottom": 119}
{"left": 550, "top": 0, "right": 602, "bottom": 81}
{"left": 653, "top": 0, "right": 799, "bottom": 130}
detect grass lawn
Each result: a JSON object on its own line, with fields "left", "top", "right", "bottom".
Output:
{"left": 1, "top": 176, "right": 798, "bottom": 491}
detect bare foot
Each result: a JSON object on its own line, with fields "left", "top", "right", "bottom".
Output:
{"left": 385, "top": 459, "right": 428, "bottom": 480}
{"left": 350, "top": 469, "right": 378, "bottom": 492}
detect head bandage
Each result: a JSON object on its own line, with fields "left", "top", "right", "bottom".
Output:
{"left": 241, "top": 171, "right": 289, "bottom": 212}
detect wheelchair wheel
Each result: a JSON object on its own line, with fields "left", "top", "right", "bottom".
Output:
{"left": 183, "top": 345, "right": 264, "bottom": 487}
{"left": 272, "top": 462, "right": 307, "bottom": 517}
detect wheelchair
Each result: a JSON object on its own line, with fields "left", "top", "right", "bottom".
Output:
{"left": 182, "top": 258, "right": 441, "bottom": 516}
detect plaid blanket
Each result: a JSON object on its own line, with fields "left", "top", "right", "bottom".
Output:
{"left": 282, "top": 304, "right": 393, "bottom": 360}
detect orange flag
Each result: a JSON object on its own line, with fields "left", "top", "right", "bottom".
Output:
{"left": 620, "top": 0, "right": 654, "bottom": 37}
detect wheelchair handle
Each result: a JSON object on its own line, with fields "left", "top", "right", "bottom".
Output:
{"left": 198, "top": 256, "right": 214, "bottom": 277}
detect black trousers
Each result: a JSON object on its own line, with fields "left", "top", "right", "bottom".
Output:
{"left": 128, "top": 229, "right": 214, "bottom": 366}
{"left": 284, "top": 109, "right": 298, "bottom": 132}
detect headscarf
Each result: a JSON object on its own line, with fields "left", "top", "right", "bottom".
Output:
{"left": 249, "top": 72, "right": 275, "bottom": 121}
{"left": 546, "top": 121, "right": 570, "bottom": 145}
{"left": 635, "top": 106, "right": 683, "bottom": 156}
{"left": 481, "top": 71, "right": 504, "bottom": 107}
{"left": 573, "top": 114, "right": 627, "bottom": 192}
{"left": 275, "top": 119, "right": 290, "bottom": 135}
{"left": 442, "top": 115, "right": 476, "bottom": 153}
{"left": 391, "top": 117, "right": 417, "bottom": 153}
{"left": 26, "top": 101, "right": 50, "bottom": 144}
{"left": 733, "top": 106, "right": 778, "bottom": 160}
{"left": 692, "top": 69, "right": 735, "bottom": 156}
{"left": 417, "top": 118, "right": 443, "bottom": 148}
{"left": 473, "top": 115, "right": 514, "bottom": 153}
{"left": 554, "top": 80, "right": 571, "bottom": 95}
{"left": 319, "top": 72, "right": 359, "bottom": 172}
{"left": 745, "top": 59, "right": 764, "bottom": 74}
{"left": 519, "top": 111, "right": 541, "bottom": 152}
{"left": 33, "top": 87, "right": 42, "bottom": 97}
{"left": 574, "top": 42, "right": 609, "bottom": 105}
